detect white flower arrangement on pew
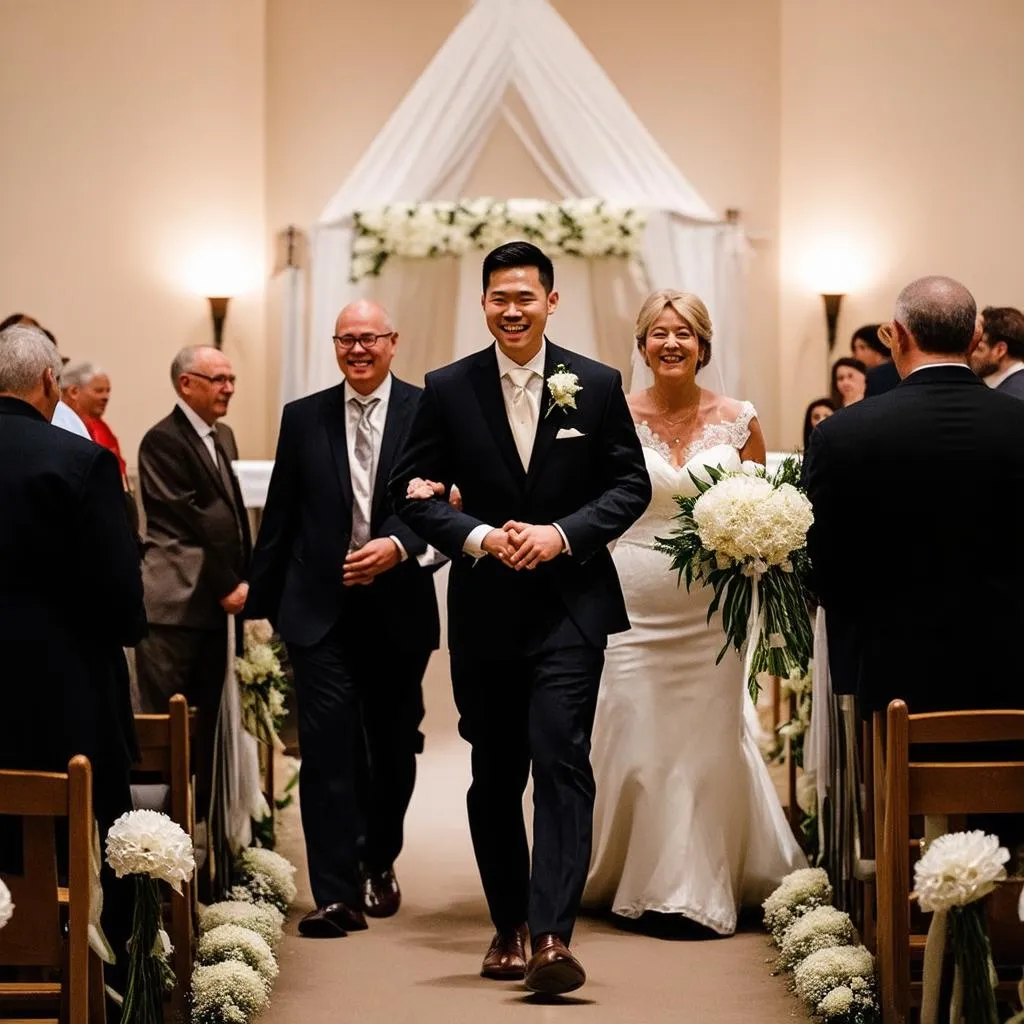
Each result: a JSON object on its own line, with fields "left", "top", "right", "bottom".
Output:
{"left": 763, "top": 867, "right": 880, "bottom": 1023}
{"left": 105, "top": 809, "right": 195, "bottom": 1024}
{"left": 349, "top": 197, "right": 647, "bottom": 283}
{"left": 912, "top": 830, "right": 1009, "bottom": 1024}
{"left": 235, "top": 619, "right": 290, "bottom": 752}
{"left": 654, "top": 456, "right": 815, "bottom": 701}
{"left": 189, "top": 844, "right": 297, "bottom": 1022}
{"left": 0, "top": 878, "right": 12, "bottom": 930}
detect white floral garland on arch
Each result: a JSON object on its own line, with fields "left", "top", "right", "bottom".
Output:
{"left": 349, "top": 197, "right": 647, "bottom": 283}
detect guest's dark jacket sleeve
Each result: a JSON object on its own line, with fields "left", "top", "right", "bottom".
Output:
{"left": 246, "top": 402, "right": 300, "bottom": 624}
{"left": 390, "top": 376, "right": 491, "bottom": 561}
{"left": 76, "top": 447, "right": 146, "bottom": 646}
{"left": 553, "top": 370, "right": 651, "bottom": 563}
{"left": 802, "top": 425, "right": 842, "bottom": 609}
{"left": 138, "top": 427, "right": 243, "bottom": 600}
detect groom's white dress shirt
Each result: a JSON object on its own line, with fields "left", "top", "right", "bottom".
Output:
{"left": 463, "top": 341, "right": 570, "bottom": 558}
{"left": 345, "top": 374, "right": 439, "bottom": 567}
{"left": 52, "top": 399, "right": 90, "bottom": 439}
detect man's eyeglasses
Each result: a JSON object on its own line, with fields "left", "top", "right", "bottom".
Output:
{"left": 185, "top": 371, "right": 236, "bottom": 387}
{"left": 332, "top": 332, "right": 394, "bottom": 350}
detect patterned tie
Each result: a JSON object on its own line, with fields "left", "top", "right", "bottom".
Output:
{"left": 505, "top": 366, "right": 537, "bottom": 470}
{"left": 349, "top": 396, "right": 380, "bottom": 551}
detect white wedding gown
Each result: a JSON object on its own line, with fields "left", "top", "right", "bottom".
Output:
{"left": 584, "top": 407, "right": 806, "bottom": 935}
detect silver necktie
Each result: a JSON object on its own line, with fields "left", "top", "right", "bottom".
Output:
{"left": 505, "top": 366, "right": 537, "bottom": 470}
{"left": 349, "top": 396, "right": 380, "bottom": 551}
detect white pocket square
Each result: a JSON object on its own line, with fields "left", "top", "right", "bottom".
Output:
{"left": 556, "top": 427, "right": 586, "bottom": 439}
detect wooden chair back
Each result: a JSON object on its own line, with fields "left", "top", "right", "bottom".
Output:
{"left": 875, "top": 700, "right": 1024, "bottom": 1024}
{"left": 131, "top": 694, "right": 194, "bottom": 1023}
{"left": 0, "top": 756, "right": 92, "bottom": 1024}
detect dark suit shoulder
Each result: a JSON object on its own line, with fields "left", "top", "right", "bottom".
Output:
{"left": 389, "top": 375, "right": 422, "bottom": 401}
{"left": 424, "top": 349, "right": 489, "bottom": 388}
{"left": 140, "top": 410, "right": 184, "bottom": 449}
{"left": 282, "top": 384, "right": 342, "bottom": 418}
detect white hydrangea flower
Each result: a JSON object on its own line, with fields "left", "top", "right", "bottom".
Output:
{"left": 244, "top": 619, "right": 274, "bottom": 647}
{"left": 191, "top": 960, "right": 269, "bottom": 1024}
{"left": 913, "top": 830, "right": 1009, "bottom": 912}
{"left": 793, "top": 945, "right": 874, "bottom": 1008}
{"left": 777, "top": 905, "right": 855, "bottom": 970}
{"left": 0, "top": 879, "right": 12, "bottom": 930}
{"left": 105, "top": 810, "right": 194, "bottom": 894}
{"left": 354, "top": 207, "right": 386, "bottom": 233}
{"left": 763, "top": 867, "right": 833, "bottom": 943}
{"left": 818, "top": 985, "right": 854, "bottom": 1017}
{"left": 236, "top": 848, "right": 297, "bottom": 913}
{"left": 199, "top": 900, "right": 284, "bottom": 950}
{"left": 692, "top": 474, "right": 813, "bottom": 567}
{"left": 197, "top": 924, "right": 278, "bottom": 988}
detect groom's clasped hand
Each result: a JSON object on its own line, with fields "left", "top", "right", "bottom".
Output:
{"left": 404, "top": 476, "right": 563, "bottom": 569}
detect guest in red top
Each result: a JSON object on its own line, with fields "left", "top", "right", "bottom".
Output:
{"left": 62, "top": 362, "right": 126, "bottom": 476}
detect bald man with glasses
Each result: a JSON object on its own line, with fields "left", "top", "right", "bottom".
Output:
{"left": 135, "top": 345, "right": 251, "bottom": 895}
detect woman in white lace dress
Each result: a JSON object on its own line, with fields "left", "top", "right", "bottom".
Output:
{"left": 583, "top": 290, "right": 805, "bottom": 935}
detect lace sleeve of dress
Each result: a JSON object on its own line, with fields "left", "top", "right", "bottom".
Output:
{"left": 729, "top": 401, "right": 757, "bottom": 450}
{"left": 635, "top": 420, "right": 671, "bottom": 462}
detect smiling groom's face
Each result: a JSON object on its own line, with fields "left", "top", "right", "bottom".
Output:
{"left": 482, "top": 266, "right": 558, "bottom": 366}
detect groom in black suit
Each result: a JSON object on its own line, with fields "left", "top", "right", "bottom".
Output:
{"left": 391, "top": 242, "right": 650, "bottom": 994}
{"left": 248, "top": 300, "right": 440, "bottom": 938}
{"left": 804, "top": 275, "right": 1024, "bottom": 716}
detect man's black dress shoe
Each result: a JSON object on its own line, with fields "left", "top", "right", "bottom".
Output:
{"left": 297, "top": 902, "right": 368, "bottom": 938}
{"left": 362, "top": 867, "right": 401, "bottom": 918}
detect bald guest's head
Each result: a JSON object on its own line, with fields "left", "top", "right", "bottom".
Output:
{"left": 884, "top": 276, "right": 978, "bottom": 378}
{"left": 0, "top": 324, "right": 64, "bottom": 421}
{"left": 332, "top": 299, "right": 398, "bottom": 395}
{"left": 171, "top": 345, "right": 236, "bottom": 426}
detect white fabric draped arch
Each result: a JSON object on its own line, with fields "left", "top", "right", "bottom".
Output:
{"left": 288, "top": 0, "right": 748, "bottom": 403}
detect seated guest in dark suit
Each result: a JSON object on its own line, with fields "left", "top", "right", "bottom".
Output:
{"left": 804, "top": 276, "right": 1024, "bottom": 716}
{"left": 850, "top": 323, "right": 900, "bottom": 397}
{"left": 135, "top": 346, "right": 251, "bottom": 850}
{"left": 969, "top": 305, "right": 1024, "bottom": 399}
{"left": 0, "top": 324, "right": 145, "bottom": 1005}
{"left": 248, "top": 300, "right": 440, "bottom": 938}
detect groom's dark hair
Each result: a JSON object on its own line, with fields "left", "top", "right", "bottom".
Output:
{"left": 482, "top": 242, "right": 554, "bottom": 295}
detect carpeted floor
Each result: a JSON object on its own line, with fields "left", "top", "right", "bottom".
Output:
{"left": 263, "top": 649, "right": 809, "bottom": 1023}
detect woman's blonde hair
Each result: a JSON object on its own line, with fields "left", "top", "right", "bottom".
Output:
{"left": 634, "top": 290, "right": 713, "bottom": 369}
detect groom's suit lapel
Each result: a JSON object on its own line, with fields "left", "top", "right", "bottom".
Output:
{"left": 525, "top": 341, "right": 567, "bottom": 494}
{"left": 470, "top": 346, "right": 527, "bottom": 488}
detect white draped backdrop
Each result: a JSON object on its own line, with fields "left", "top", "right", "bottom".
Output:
{"left": 279, "top": 0, "right": 750, "bottom": 407}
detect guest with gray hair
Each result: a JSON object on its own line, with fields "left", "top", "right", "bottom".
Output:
{"left": 63, "top": 360, "right": 126, "bottom": 476}
{"left": 0, "top": 313, "right": 91, "bottom": 438}
{"left": 0, "top": 323, "right": 144, "bottom": 1009}
{"left": 135, "top": 344, "right": 251, "bottom": 898}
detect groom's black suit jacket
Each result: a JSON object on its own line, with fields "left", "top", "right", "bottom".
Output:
{"left": 247, "top": 376, "right": 440, "bottom": 651}
{"left": 803, "top": 365, "right": 1024, "bottom": 715}
{"left": 390, "top": 341, "right": 651, "bottom": 653}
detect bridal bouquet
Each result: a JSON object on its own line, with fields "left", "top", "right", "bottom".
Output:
{"left": 235, "top": 619, "right": 290, "bottom": 751}
{"left": 655, "top": 457, "right": 814, "bottom": 699}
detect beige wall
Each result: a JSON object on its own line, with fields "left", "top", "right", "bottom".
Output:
{"left": 0, "top": 0, "right": 267, "bottom": 465}
{"left": 779, "top": 0, "right": 1024, "bottom": 445}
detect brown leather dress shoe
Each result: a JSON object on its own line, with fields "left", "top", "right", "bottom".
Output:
{"left": 297, "top": 902, "right": 369, "bottom": 938}
{"left": 362, "top": 867, "right": 401, "bottom": 918}
{"left": 480, "top": 923, "right": 528, "bottom": 980}
{"left": 524, "top": 933, "right": 586, "bottom": 994}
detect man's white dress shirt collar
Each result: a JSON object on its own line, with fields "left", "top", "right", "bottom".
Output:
{"left": 495, "top": 339, "right": 546, "bottom": 382}
{"left": 983, "top": 360, "right": 1024, "bottom": 390}
{"left": 176, "top": 397, "right": 218, "bottom": 461}
{"left": 344, "top": 371, "right": 392, "bottom": 410}
{"left": 52, "top": 399, "right": 90, "bottom": 439}
{"left": 905, "top": 361, "right": 974, "bottom": 379}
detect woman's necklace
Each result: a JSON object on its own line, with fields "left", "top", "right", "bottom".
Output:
{"left": 651, "top": 391, "right": 700, "bottom": 446}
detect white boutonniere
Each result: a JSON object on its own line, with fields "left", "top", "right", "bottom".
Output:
{"left": 545, "top": 364, "right": 582, "bottom": 418}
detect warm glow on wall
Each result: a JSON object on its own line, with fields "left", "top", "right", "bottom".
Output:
{"left": 181, "top": 240, "right": 261, "bottom": 298}
{"left": 797, "top": 234, "right": 873, "bottom": 296}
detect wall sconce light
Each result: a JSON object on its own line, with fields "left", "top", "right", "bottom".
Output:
{"left": 822, "top": 293, "right": 844, "bottom": 352}
{"left": 207, "top": 296, "right": 230, "bottom": 349}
